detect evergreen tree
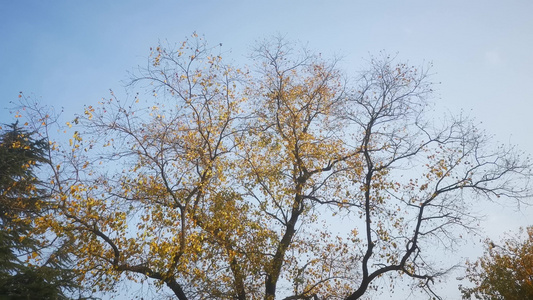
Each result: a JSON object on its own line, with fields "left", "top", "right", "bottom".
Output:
{"left": 0, "top": 122, "right": 79, "bottom": 300}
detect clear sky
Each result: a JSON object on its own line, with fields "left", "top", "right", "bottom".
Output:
{"left": 1, "top": 1, "right": 532, "bottom": 299}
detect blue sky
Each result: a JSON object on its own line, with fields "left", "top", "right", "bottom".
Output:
{"left": 1, "top": 1, "right": 533, "bottom": 299}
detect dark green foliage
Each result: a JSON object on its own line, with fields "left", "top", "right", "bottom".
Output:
{"left": 0, "top": 121, "right": 48, "bottom": 219}
{"left": 0, "top": 268, "right": 66, "bottom": 300}
{"left": 0, "top": 122, "right": 79, "bottom": 299}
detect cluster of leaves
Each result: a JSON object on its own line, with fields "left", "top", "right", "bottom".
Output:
{"left": 460, "top": 226, "right": 533, "bottom": 299}
{"left": 12, "top": 34, "right": 533, "bottom": 300}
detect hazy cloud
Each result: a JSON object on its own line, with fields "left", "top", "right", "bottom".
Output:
{"left": 484, "top": 50, "right": 504, "bottom": 66}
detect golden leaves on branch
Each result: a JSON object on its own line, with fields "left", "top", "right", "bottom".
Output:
{"left": 18, "top": 36, "right": 532, "bottom": 300}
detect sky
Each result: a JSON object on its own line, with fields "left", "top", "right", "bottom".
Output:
{"left": 1, "top": 0, "right": 533, "bottom": 299}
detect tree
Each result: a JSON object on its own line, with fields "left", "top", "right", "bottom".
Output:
{"left": 19, "top": 35, "right": 532, "bottom": 299}
{"left": 460, "top": 226, "right": 533, "bottom": 299}
{"left": 0, "top": 121, "right": 48, "bottom": 222}
{"left": 0, "top": 121, "right": 85, "bottom": 299}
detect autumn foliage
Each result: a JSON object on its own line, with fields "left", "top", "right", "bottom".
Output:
{"left": 10, "top": 35, "right": 533, "bottom": 299}
{"left": 461, "top": 227, "right": 533, "bottom": 299}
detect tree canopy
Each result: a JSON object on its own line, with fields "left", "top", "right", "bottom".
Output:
{"left": 0, "top": 121, "right": 48, "bottom": 218}
{"left": 460, "top": 226, "right": 533, "bottom": 299}
{"left": 0, "top": 121, "right": 81, "bottom": 299}
{"left": 12, "top": 35, "right": 533, "bottom": 300}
